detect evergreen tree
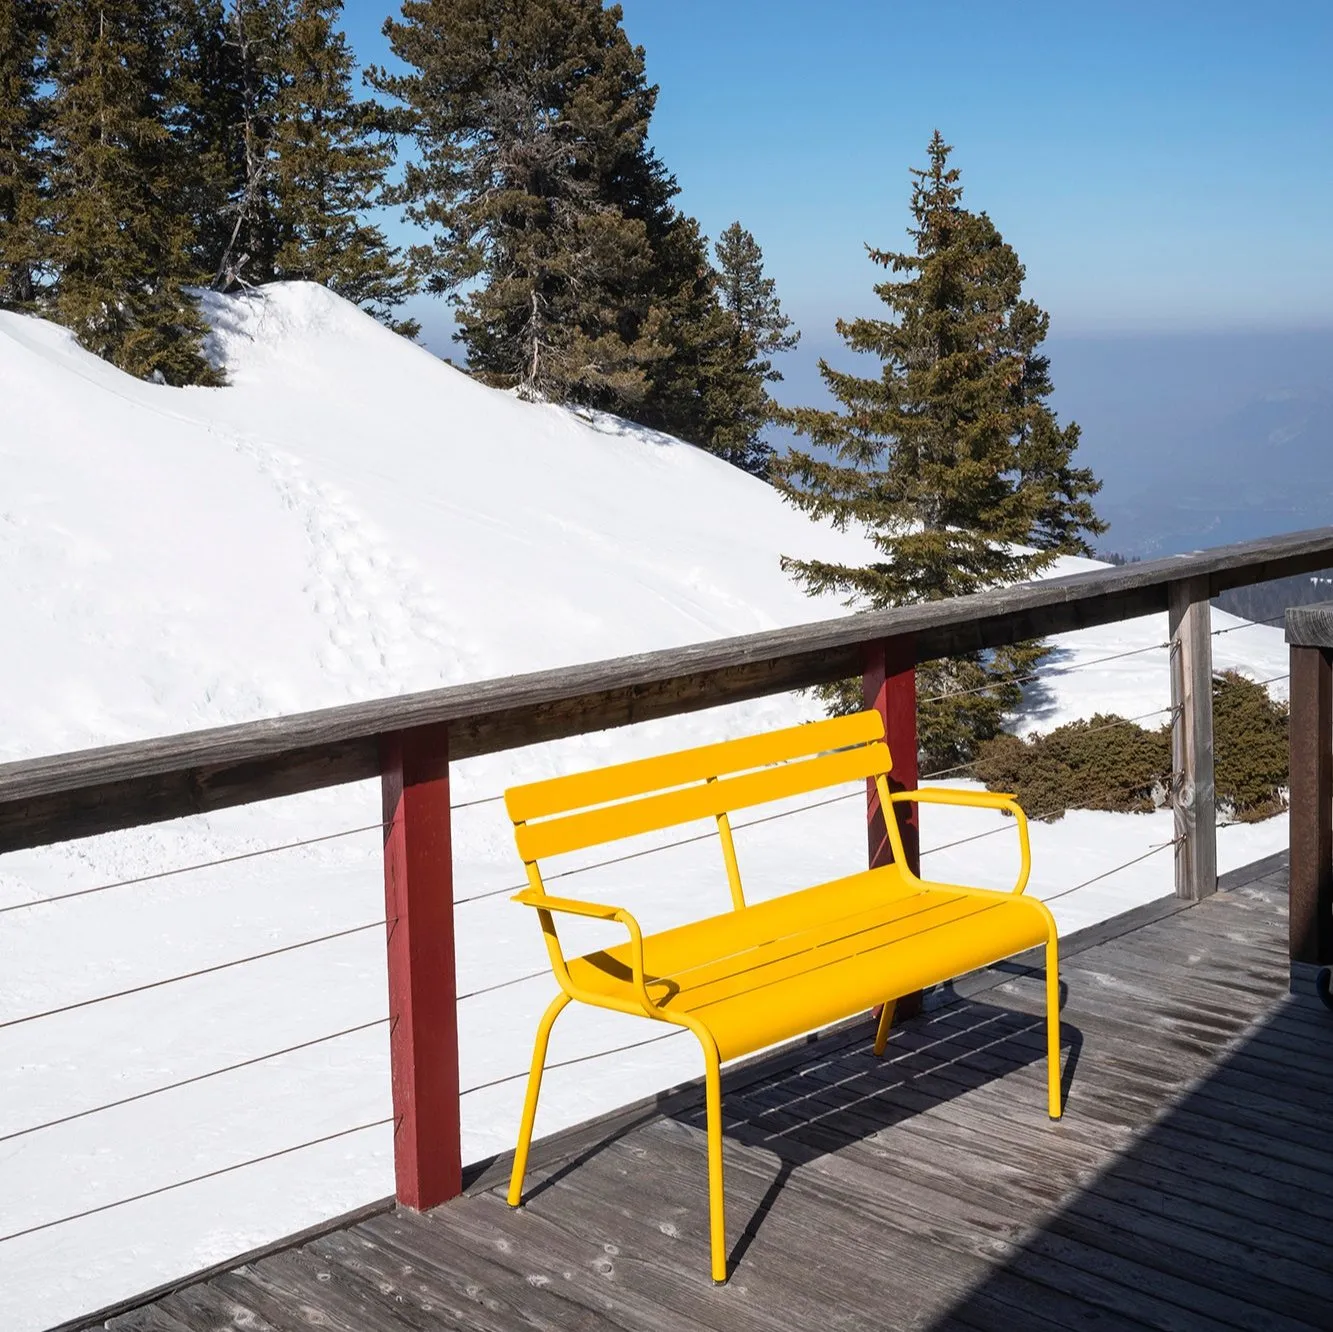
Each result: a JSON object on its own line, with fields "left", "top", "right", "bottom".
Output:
{"left": 715, "top": 221, "right": 798, "bottom": 373}
{"left": 268, "top": 1, "right": 414, "bottom": 328}
{"left": 707, "top": 221, "right": 800, "bottom": 477}
{"left": 622, "top": 211, "right": 776, "bottom": 474}
{"left": 210, "top": 0, "right": 414, "bottom": 329}
{"left": 162, "top": 0, "right": 242, "bottom": 282}
{"left": 371, "top": 0, "right": 667, "bottom": 401}
{"left": 0, "top": 0, "right": 52, "bottom": 310}
{"left": 773, "top": 133, "right": 1104, "bottom": 767}
{"left": 373, "top": 0, "right": 791, "bottom": 468}
{"left": 45, "top": 0, "right": 221, "bottom": 385}
{"left": 210, "top": 0, "right": 279, "bottom": 289}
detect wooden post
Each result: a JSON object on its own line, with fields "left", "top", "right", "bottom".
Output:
{"left": 381, "top": 722, "right": 461, "bottom": 1210}
{"left": 1168, "top": 578, "right": 1217, "bottom": 900}
{"left": 1287, "top": 635, "right": 1333, "bottom": 965}
{"left": 865, "top": 636, "right": 921, "bottom": 1020}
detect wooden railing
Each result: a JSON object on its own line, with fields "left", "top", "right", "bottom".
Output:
{"left": 5, "top": 525, "right": 1333, "bottom": 1221}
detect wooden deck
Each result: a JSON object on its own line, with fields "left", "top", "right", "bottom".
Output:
{"left": 90, "top": 851, "right": 1333, "bottom": 1332}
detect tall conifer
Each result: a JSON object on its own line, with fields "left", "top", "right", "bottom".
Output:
{"left": 773, "top": 133, "right": 1104, "bottom": 766}
{"left": 707, "top": 221, "right": 800, "bottom": 477}
{"left": 373, "top": 0, "right": 790, "bottom": 464}
{"left": 371, "top": 0, "right": 667, "bottom": 401}
{"left": 210, "top": 0, "right": 279, "bottom": 289}
{"left": 715, "top": 222, "right": 798, "bottom": 374}
{"left": 211, "top": 0, "right": 414, "bottom": 329}
{"left": 46, "top": 0, "right": 221, "bottom": 384}
{"left": 0, "top": 0, "right": 52, "bottom": 310}
{"left": 163, "top": 0, "right": 241, "bottom": 281}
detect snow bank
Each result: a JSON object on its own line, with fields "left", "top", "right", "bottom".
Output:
{"left": 0, "top": 284, "right": 1289, "bottom": 1329}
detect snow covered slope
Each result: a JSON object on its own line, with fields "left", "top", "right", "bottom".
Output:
{"left": 0, "top": 285, "right": 1290, "bottom": 1329}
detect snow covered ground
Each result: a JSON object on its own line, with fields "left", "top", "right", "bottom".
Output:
{"left": 0, "top": 285, "right": 1290, "bottom": 1330}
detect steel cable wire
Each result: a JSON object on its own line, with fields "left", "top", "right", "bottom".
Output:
{"left": 0, "top": 1018, "right": 390, "bottom": 1145}
{"left": 460, "top": 1028, "right": 686, "bottom": 1096}
{"left": 0, "top": 920, "right": 388, "bottom": 1031}
{"left": 0, "top": 791, "right": 504, "bottom": 919}
{"left": 915, "top": 639, "right": 1174, "bottom": 706}
{"left": 1039, "top": 838, "right": 1181, "bottom": 905}
{"left": 1211, "top": 613, "right": 1287, "bottom": 636}
{"left": 0, "top": 1118, "right": 394, "bottom": 1247}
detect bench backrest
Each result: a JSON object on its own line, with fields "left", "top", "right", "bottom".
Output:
{"left": 506, "top": 711, "right": 894, "bottom": 906}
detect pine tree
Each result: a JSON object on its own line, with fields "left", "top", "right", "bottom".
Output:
{"left": 0, "top": 0, "right": 52, "bottom": 310}
{"left": 773, "top": 132, "right": 1104, "bottom": 767}
{"left": 271, "top": 0, "right": 414, "bottom": 326}
{"left": 210, "top": 0, "right": 279, "bottom": 289}
{"left": 46, "top": 0, "right": 221, "bottom": 385}
{"left": 708, "top": 221, "right": 799, "bottom": 477}
{"left": 162, "top": 0, "right": 242, "bottom": 282}
{"left": 212, "top": 0, "right": 415, "bottom": 330}
{"left": 371, "top": 0, "right": 667, "bottom": 400}
{"left": 624, "top": 212, "right": 772, "bottom": 471}
{"left": 715, "top": 222, "right": 798, "bottom": 373}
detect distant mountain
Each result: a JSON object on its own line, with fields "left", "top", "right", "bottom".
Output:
{"left": 1092, "top": 388, "right": 1333, "bottom": 555}
{"left": 1045, "top": 329, "right": 1333, "bottom": 558}
{"left": 1215, "top": 569, "right": 1333, "bottom": 625}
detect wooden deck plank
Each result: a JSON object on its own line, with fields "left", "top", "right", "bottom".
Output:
{"left": 85, "top": 860, "right": 1333, "bottom": 1332}
{"left": 105, "top": 1308, "right": 195, "bottom": 1332}
{"left": 898, "top": 1010, "right": 1333, "bottom": 1181}
{"left": 148, "top": 1283, "right": 286, "bottom": 1332}
{"left": 923, "top": 999, "right": 1333, "bottom": 1141}
{"left": 690, "top": 1095, "right": 1255, "bottom": 1332}
{"left": 240, "top": 1247, "right": 460, "bottom": 1332}
{"left": 532, "top": 1113, "right": 1144, "bottom": 1332}
{"left": 306, "top": 1223, "right": 586, "bottom": 1332}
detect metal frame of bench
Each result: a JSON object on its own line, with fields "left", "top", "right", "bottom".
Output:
{"left": 503, "top": 710, "right": 1062, "bottom": 1283}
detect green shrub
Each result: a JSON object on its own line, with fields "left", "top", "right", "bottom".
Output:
{"left": 974, "top": 671, "right": 1287, "bottom": 824}
{"left": 1213, "top": 670, "right": 1288, "bottom": 822}
{"left": 974, "top": 715, "right": 1170, "bottom": 821}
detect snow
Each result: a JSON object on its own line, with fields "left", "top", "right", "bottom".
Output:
{"left": 0, "top": 284, "right": 1290, "bottom": 1330}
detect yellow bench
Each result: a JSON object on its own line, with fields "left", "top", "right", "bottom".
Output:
{"left": 503, "top": 710, "right": 1061, "bottom": 1283}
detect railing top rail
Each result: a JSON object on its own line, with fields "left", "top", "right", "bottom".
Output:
{"left": 3, "top": 525, "right": 1331, "bottom": 853}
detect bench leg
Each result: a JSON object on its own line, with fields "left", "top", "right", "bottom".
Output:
{"left": 872, "top": 998, "right": 897, "bottom": 1056}
{"left": 703, "top": 1040, "right": 728, "bottom": 1285}
{"left": 1046, "top": 934, "right": 1062, "bottom": 1120}
{"left": 507, "top": 991, "right": 571, "bottom": 1207}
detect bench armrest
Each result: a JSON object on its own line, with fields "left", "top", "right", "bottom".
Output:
{"left": 888, "top": 787, "right": 1031, "bottom": 894}
{"left": 512, "top": 889, "right": 658, "bottom": 1016}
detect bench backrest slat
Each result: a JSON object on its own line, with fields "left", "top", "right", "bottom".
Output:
{"left": 505, "top": 711, "right": 885, "bottom": 825}
{"left": 514, "top": 739, "right": 890, "bottom": 862}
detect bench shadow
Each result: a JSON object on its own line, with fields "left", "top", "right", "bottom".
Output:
{"left": 928, "top": 991, "right": 1333, "bottom": 1329}
{"left": 668, "top": 997, "right": 1083, "bottom": 1278}
{"left": 475, "top": 989, "right": 1080, "bottom": 1283}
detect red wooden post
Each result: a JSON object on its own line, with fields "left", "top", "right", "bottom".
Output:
{"left": 864, "top": 635, "right": 921, "bottom": 1021}
{"left": 864, "top": 635, "right": 920, "bottom": 875}
{"left": 381, "top": 722, "right": 461, "bottom": 1210}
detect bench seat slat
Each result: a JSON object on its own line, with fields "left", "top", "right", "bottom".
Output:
{"left": 565, "top": 866, "right": 1049, "bottom": 1061}
{"left": 517, "top": 741, "right": 890, "bottom": 862}
{"left": 505, "top": 711, "right": 885, "bottom": 823}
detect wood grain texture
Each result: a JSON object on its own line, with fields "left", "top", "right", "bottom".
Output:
{"left": 1285, "top": 601, "right": 1333, "bottom": 647}
{"left": 6, "top": 527, "right": 1333, "bottom": 854}
{"left": 77, "top": 857, "right": 1333, "bottom": 1332}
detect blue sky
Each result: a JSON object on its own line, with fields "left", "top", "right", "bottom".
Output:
{"left": 342, "top": 1, "right": 1333, "bottom": 354}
